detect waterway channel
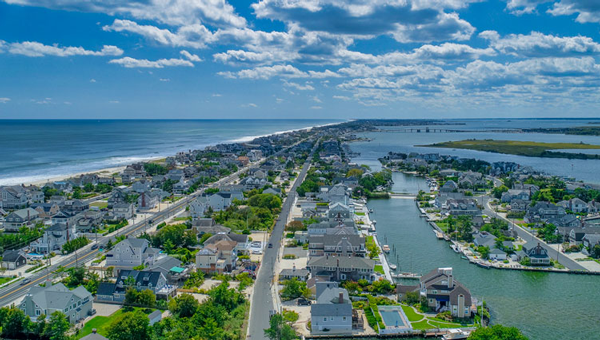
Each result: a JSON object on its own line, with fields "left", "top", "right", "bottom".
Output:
{"left": 368, "top": 172, "right": 600, "bottom": 340}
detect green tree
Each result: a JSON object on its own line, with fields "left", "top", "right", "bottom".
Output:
{"left": 492, "top": 185, "right": 509, "bottom": 199}
{"left": 66, "top": 266, "right": 86, "bottom": 287}
{"left": 0, "top": 307, "right": 31, "bottom": 338}
{"left": 280, "top": 278, "right": 309, "bottom": 301}
{"left": 168, "top": 294, "right": 200, "bottom": 318}
{"left": 107, "top": 310, "right": 151, "bottom": 340}
{"left": 137, "top": 289, "right": 156, "bottom": 307}
{"left": 468, "top": 324, "right": 528, "bottom": 340}
{"left": 264, "top": 313, "right": 298, "bottom": 340}
{"left": 44, "top": 311, "right": 70, "bottom": 340}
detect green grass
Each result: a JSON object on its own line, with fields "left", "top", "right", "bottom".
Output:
{"left": 374, "top": 265, "right": 385, "bottom": 275}
{"left": 77, "top": 310, "right": 125, "bottom": 338}
{"left": 0, "top": 277, "right": 16, "bottom": 286}
{"left": 401, "top": 305, "right": 424, "bottom": 322}
{"left": 355, "top": 212, "right": 366, "bottom": 216}
{"left": 421, "top": 139, "right": 600, "bottom": 159}
{"left": 90, "top": 201, "right": 108, "bottom": 209}
{"left": 410, "top": 319, "right": 432, "bottom": 330}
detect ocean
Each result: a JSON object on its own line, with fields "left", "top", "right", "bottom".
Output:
{"left": 0, "top": 119, "right": 342, "bottom": 185}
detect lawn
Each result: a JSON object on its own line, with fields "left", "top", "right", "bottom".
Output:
{"left": 355, "top": 212, "right": 366, "bottom": 216}
{"left": 77, "top": 308, "right": 155, "bottom": 339}
{"left": 374, "top": 265, "right": 385, "bottom": 275}
{"left": 401, "top": 305, "right": 424, "bottom": 322}
{"left": 0, "top": 277, "right": 16, "bottom": 286}
{"left": 421, "top": 139, "right": 600, "bottom": 159}
{"left": 410, "top": 319, "right": 432, "bottom": 330}
{"left": 90, "top": 201, "right": 108, "bottom": 209}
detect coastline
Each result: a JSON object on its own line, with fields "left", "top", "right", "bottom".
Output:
{"left": 9, "top": 121, "right": 345, "bottom": 187}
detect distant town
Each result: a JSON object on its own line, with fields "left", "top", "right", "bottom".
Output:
{"left": 5, "top": 120, "right": 600, "bottom": 339}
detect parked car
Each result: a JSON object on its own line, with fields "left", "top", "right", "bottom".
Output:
{"left": 20, "top": 278, "right": 31, "bottom": 285}
{"left": 297, "top": 298, "right": 311, "bottom": 306}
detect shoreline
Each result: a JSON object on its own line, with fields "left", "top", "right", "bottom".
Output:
{"left": 8, "top": 121, "right": 346, "bottom": 187}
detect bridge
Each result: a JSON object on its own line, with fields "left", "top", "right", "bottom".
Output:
{"left": 389, "top": 193, "right": 417, "bottom": 199}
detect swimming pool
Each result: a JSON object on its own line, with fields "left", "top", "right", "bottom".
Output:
{"left": 378, "top": 306, "right": 410, "bottom": 329}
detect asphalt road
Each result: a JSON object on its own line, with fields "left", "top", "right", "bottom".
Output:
{"left": 247, "top": 143, "right": 317, "bottom": 340}
{"left": 482, "top": 196, "right": 587, "bottom": 271}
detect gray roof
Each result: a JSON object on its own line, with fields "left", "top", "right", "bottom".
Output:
{"left": 280, "top": 269, "right": 309, "bottom": 277}
{"left": 2, "top": 250, "right": 25, "bottom": 262}
{"left": 80, "top": 333, "right": 109, "bottom": 340}
{"left": 308, "top": 256, "right": 375, "bottom": 270}
{"left": 27, "top": 283, "right": 91, "bottom": 311}
{"left": 311, "top": 303, "right": 352, "bottom": 317}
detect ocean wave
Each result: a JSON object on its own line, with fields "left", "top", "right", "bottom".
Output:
{"left": 228, "top": 121, "right": 344, "bottom": 143}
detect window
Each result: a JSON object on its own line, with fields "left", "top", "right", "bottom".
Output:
{"left": 343, "top": 316, "right": 347, "bottom": 321}
{"left": 323, "top": 318, "right": 327, "bottom": 322}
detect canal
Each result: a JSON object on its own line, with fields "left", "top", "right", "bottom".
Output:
{"left": 368, "top": 172, "right": 600, "bottom": 340}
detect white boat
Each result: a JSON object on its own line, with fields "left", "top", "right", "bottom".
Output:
{"left": 442, "top": 329, "right": 471, "bottom": 340}
{"left": 382, "top": 245, "right": 390, "bottom": 253}
{"left": 450, "top": 244, "right": 460, "bottom": 253}
{"left": 389, "top": 264, "right": 397, "bottom": 270}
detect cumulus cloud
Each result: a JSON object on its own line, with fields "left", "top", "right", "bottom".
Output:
{"left": 180, "top": 50, "right": 202, "bottom": 62}
{"left": 283, "top": 80, "right": 315, "bottom": 91}
{"left": 109, "top": 57, "right": 194, "bottom": 68}
{"left": 103, "top": 20, "right": 214, "bottom": 49}
{"left": 481, "top": 31, "right": 600, "bottom": 57}
{"left": 0, "top": 97, "right": 10, "bottom": 103}
{"left": 5, "top": 0, "right": 246, "bottom": 27}
{"left": 2, "top": 41, "right": 123, "bottom": 57}
{"left": 506, "top": 0, "right": 600, "bottom": 23}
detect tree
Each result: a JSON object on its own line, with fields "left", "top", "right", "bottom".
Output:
{"left": 66, "top": 266, "right": 86, "bottom": 287}
{"left": 107, "top": 310, "right": 151, "bottom": 340}
{"left": 137, "top": 289, "right": 156, "bottom": 307}
{"left": 280, "top": 278, "right": 309, "bottom": 301}
{"left": 124, "top": 288, "right": 139, "bottom": 306}
{"left": 492, "top": 185, "right": 509, "bottom": 199}
{"left": 44, "top": 311, "right": 70, "bottom": 340}
{"left": 169, "top": 294, "right": 200, "bottom": 318}
{"left": 197, "top": 317, "right": 224, "bottom": 340}
{"left": 264, "top": 313, "right": 298, "bottom": 340}
{"left": 0, "top": 307, "right": 31, "bottom": 338}
{"left": 468, "top": 324, "right": 528, "bottom": 340}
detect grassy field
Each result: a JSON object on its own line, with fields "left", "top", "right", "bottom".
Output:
{"left": 90, "top": 201, "right": 108, "bottom": 209}
{"left": 77, "top": 308, "right": 155, "bottom": 339}
{"left": 0, "top": 277, "right": 16, "bottom": 286}
{"left": 422, "top": 139, "right": 600, "bottom": 159}
{"left": 374, "top": 265, "right": 385, "bottom": 275}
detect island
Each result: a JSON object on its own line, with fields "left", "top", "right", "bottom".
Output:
{"left": 420, "top": 139, "right": 600, "bottom": 159}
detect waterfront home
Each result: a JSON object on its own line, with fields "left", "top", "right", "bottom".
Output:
{"left": 31, "top": 223, "right": 78, "bottom": 254}
{"left": 446, "top": 199, "right": 480, "bottom": 216}
{"left": 105, "top": 238, "right": 162, "bottom": 269}
{"left": 517, "top": 243, "right": 551, "bottom": 265}
{"left": 490, "top": 162, "right": 519, "bottom": 176}
{"left": 121, "top": 164, "right": 147, "bottom": 184}
{"left": 489, "top": 248, "right": 507, "bottom": 261}
{"left": 311, "top": 285, "right": 353, "bottom": 333}
{"left": 440, "top": 180, "right": 458, "bottom": 192}
{"left": 308, "top": 234, "right": 366, "bottom": 258}
{"left": 327, "top": 202, "right": 352, "bottom": 220}
{"left": 474, "top": 232, "right": 497, "bottom": 248}
{"left": 20, "top": 283, "right": 93, "bottom": 323}
{"left": 434, "top": 192, "right": 465, "bottom": 209}
{"left": 439, "top": 169, "right": 460, "bottom": 177}
{"left": 317, "top": 184, "right": 350, "bottom": 205}
{"left": 1, "top": 250, "right": 27, "bottom": 270}
{"left": 0, "top": 186, "right": 28, "bottom": 209}
{"left": 195, "top": 239, "right": 238, "bottom": 274}
{"left": 3, "top": 208, "right": 40, "bottom": 232}
{"left": 96, "top": 269, "right": 172, "bottom": 302}
{"left": 110, "top": 203, "right": 135, "bottom": 220}
{"left": 308, "top": 221, "right": 356, "bottom": 235}
{"left": 307, "top": 256, "right": 376, "bottom": 282}
{"left": 398, "top": 267, "right": 473, "bottom": 318}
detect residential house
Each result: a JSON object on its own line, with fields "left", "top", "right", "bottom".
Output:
{"left": 108, "top": 189, "right": 127, "bottom": 208}
{"left": 1, "top": 250, "right": 27, "bottom": 270}
{"left": 263, "top": 187, "right": 282, "bottom": 196}
{"left": 75, "top": 210, "right": 104, "bottom": 233}
{"left": 195, "top": 239, "right": 238, "bottom": 274}
{"left": 203, "top": 233, "right": 249, "bottom": 254}
{"left": 311, "top": 285, "right": 353, "bottom": 333}
{"left": 517, "top": 243, "right": 551, "bottom": 265}
{"left": 137, "top": 192, "right": 160, "bottom": 211}
{"left": 279, "top": 266, "right": 310, "bottom": 281}
{"left": 3, "top": 208, "right": 40, "bottom": 232}
{"left": 398, "top": 267, "right": 473, "bottom": 318}
{"left": 308, "top": 234, "right": 366, "bottom": 257}
{"left": 327, "top": 202, "right": 352, "bottom": 220}
{"left": 440, "top": 180, "right": 458, "bottom": 193}
{"left": 31, "top": 203, "right": 60, "bottom": 219}
{"left": 31, "top": 223, "right": 78, "bottom": 254}
{"left": 105, "top": 238, "right": 162, "bottom": 269}
{"left": 20, "top": 283, "right": 93, "bottom": 323}
{"left": 446, "top": 199, "right": 480, "bottom": 216}
{"left": 525, "top": 202, "right": 566, "bottom": 224}
{"left": 147, "top": 255, "right": 189, "bottom": 283}
{"left": 131, "top": 180, "right": 151, "bottom": 193}
{"left": 317, "top": 184, "right": 350, "bottom": 205}
{"left": 501, "top": 190, "right": 530, "bottom": 203}
{"left": 110, "top": 203, "right": 135, "bottom": 220}
{"left": 96, "top": 269, "right": 173, "bottom": 302}
{"left": 0, "top": 186, "right": 28, "bottom": 209}
{"left": 307, "top": 256, "right": 376, "bottom": 282}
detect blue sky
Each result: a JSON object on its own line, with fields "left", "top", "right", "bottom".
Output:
{"left": 2, "top": 0, "right": 600, "bottom": 119}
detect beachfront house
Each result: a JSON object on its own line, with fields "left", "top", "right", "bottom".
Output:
{"left": 0, "top": 186, "right": 29, "bottom": 209}
{"left": 20, "top": 283, "right": 93, "bottom": 323}
{"left": 3, "top": 208, "right": 40, "bottom": 232}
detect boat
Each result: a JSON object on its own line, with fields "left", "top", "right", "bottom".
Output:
{"left": 369, "top": 209, "right": 374, "bottom": 213}
{"left": 461, "top": 255, "right": 468, "bottom": 260}
{"left": 477, "top": 262, "right": 491, "bottom": 269}
{"left": 442, "top": 329, "right": 471, "bottom": 340}
{"left": 450, "top": 244, "right": 460, "bottom": 253}
{"left": 389, "top": 264, "right": 397, "bottom": 270}
{"left": 382, "top": 245, "right": 391, "bottom": 253}
{"left": 372, "top": 220, "right": 377, "bottom": 224}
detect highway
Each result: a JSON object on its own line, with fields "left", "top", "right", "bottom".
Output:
{"left": 247, "top": 141, "right": 317, "bottom": 340}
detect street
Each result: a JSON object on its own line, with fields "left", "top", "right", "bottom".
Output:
{"left": 247, "top": 143, "right": 317, "bottom": 340}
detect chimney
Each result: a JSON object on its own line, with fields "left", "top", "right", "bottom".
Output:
{"left": 292, "top": 264, "right": 296, "bottom": 272}
{"left": 448, "top": 274, "right": 453, "bottom": 288}
{"left": 338, "top": 292, "right": 344, "bottom": 304}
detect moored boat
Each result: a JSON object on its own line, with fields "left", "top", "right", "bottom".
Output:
{"left": 389, "top": 264, "right": 397, "bottom": 270}
{"left": 382, "top": 245, "right": 391, "bottom": 253}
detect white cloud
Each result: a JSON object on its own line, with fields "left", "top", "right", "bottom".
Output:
{"left": 109, "top": 57, "right": 195, "bottom": 68}
{"left": 159, "top": 78, "right": 170, "bottom": 82}
{"left": 219, "top": 64, "right": 308, "bottom": 79}
{"left": 5, "top": 0, "right": 246, "bottom": 27}
{"left": 4, "top": 41, "right": 123, "bottom": 57}
{"left": 241, "top": 103, "right": 258, "bottom": 108}
{"left": 506, "top": 0, "right": 600, "bottom": 23}
{"left": 311, "top": 95, "right": 322, "bottom": 103}
{"left": 89, "top": 79, "right": 97, "bottom": 83}
{"left": 0, "top": 97, "right": 10, "bottom": 103}
{"left": 310, "top": 106, "right": 322, "bottom": 109}
{"left": 481, "top": 31, "right": 600, "bottom": 57}
{"left": 103, "top": 20, "right": 214, "bottom": 49}
{"left": 109, "top": 100, "right": 120, "bottom": 104}
{"left": 283, "top": 80, "right": 315, "bottom": 91}
{"left": 212, "top": 93, "right": 222, "bottom": 97}
{"left": 333, "top": 95, "right": 350, "bottom": 100}
{"left": 180, "top": 50, "right": 202, "bottom": 62}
